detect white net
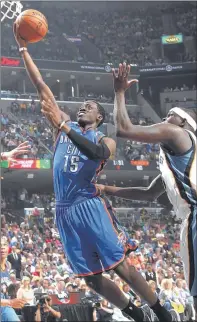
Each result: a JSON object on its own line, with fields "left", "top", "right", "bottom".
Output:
{"left": 1, "top": 1, "right": 23, "bottom": 22}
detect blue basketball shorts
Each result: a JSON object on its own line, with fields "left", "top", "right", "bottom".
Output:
{"left": 56, "top": 197, "right": 133, "bottom": 276}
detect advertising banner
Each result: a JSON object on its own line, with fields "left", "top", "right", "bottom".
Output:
{"left": 0, "top": 160, "right": 9, "bottom": 168}
{"left": 162, "top": 34, "right": 183, "bottom": 45}
{"left": 1, "top": 56, "right": 115, "bottom": 74}
{"left": 36, "top": 159, "right": 51, "bottom": 169}
{"left": 1, "top": 158, "right": 158, "bottom": 171}
{"left": 63, "top": 34, "right": 82, "bottom": 43}
{"left": 139, "top": 61, "right": 197, "bottom": 75}
{"left": 9, "top": 159, "right": 37, "bottom": 169}
{"left": 1, "top": 56, "right": 20, "bottom": 67}
{"left": 1, "top": 57, "right": 196, "bottom": 76}
{"left": 1, "top": 159, "right": 51, "bottom": 169}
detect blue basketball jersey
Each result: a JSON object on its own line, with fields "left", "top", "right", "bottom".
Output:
{"left": 53, "top": 122, "right": 106, "bottom": 204}
{"left": 159, "top": 130, "right": 197, "bottom": 220}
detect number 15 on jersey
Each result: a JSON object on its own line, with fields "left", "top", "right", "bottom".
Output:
{"left": 63, "top": 155, "right": 79, "bottom": 173}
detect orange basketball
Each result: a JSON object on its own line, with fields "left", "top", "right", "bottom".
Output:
{"left": 16, "top": 9, "right": 48, "bottom": 43}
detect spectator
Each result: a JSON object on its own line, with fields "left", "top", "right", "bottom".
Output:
{"left": 122, "top": 284, "right": 135, "bottom": 300}
{"left": 7, "top": 246, "right": 22, "bottom": 279}
{"left": 10, "top": 273, "right": 17, "bottom": 284}
{"left": 32, "top": 277, "right": 42, "bottom": 291}
{"left": 17, "top": 276, "right": 35, "bottom": 305}
{"left": 182, "top": 280, "right": 195, "bottom": 320}
{"left": 159, "top": 279, "right": 174, "bottom": 311}
{"left": 145, "top": 264, "right": 157, "bottom": 283}
{"left": 148, "top": 280, "right": 159, "bottom": 297}
{"left": 41, "top": 278, "right": 51, "bottom": 294}
{"left": 32, "top": 264, "right": 43, "bottom": 278}
{"left": 55, "top": 281, "right": 68, "bottom": 302}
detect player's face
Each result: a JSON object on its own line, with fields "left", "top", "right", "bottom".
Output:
{"left": 77, "top": 101, "right": 102, "bottom": 126}
{"left": 163, "top": 110, "right": 183, "bottom": 127}
{"left": 0, "top": 239, "right": 9, "bottom": 260}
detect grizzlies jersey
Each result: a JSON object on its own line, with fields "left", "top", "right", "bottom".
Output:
{"left": 159, "top": 130, "right": 197, "bottom": 220}
{"left": 53, "top": 122, "right": 106, "bottom": 205}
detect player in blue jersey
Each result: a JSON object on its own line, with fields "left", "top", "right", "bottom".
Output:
{"left": 0, "top": 237, "right": 27, "bottom": 322}
{"left": 41, "top": 99, "right": 179, "bottom": 322}
{"left": 97, "top": 62, "right": 196, "bottom": 319}
{"left": 14, "top": 23, "right": 180, "bottom": 322}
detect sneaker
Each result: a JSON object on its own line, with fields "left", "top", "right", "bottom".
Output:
{"left": 141, "top": 304, "right": 157, "bottom": 321}
{"left": 169, "top": 309, "right": 181, "bottom": 321}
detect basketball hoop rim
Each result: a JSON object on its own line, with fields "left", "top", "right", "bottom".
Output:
{"left": 1, "top": 1, "right": 23, "bottom": 22}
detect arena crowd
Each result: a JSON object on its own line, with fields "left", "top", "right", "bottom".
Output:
{"left": 1, "top": 194, "right": 195, "bottom": 321}
{"left": 1, "top": 2, "right": 196, "bottom": 65}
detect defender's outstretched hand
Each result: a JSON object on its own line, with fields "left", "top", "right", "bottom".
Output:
{"left": 112, "top": 62, "right": 138, "bottom": 93}
{"left": 1, "top": 141, "right": 31, "bottom": 161}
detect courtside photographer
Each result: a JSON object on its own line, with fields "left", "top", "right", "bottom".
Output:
{"left": 93, "top": 299, "right": 114, "bottom": 322}
{"left": 35, "top": 295, "right": 61, "bottom": 322}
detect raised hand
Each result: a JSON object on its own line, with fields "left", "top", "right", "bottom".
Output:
{"left": 1, "top": 141, "right": 31, "bottom": 161}
{"left": 44, "top": 298, "right": 50, "bottom": 309}
{"left": 41, "top": 99, "right": 62, "bottom": 128}
{"left": 112, "top": 62, "right": 138, "bottom": 93}
{"left": 13, "top": 21, "right": 27, "bottom": 48}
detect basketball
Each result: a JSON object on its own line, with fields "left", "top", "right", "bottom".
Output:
{"left": 16, "top": 9, "right": 48, "bottom": 43}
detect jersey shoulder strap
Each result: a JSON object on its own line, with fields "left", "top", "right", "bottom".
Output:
{"left": 96, "top": 131, "right": 106, "bottom": 143}
{"left": 185, "top": 129, "right": 197, "bottom": 144}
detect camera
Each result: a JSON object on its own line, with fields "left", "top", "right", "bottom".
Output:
{"left": 81, "top": 295, "right": 101, "bottom": 307}
{"left": 93, "top": 302, "right": 101, "bottom": 308}
{"left": 38, "top": 295, "right": 50, "bottom": 307}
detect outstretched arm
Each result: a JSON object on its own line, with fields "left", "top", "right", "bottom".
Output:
{"left": 113, "top": 63, "right": 190, "bottom": 153}
{"left": 1, "top": 298, "right": 27, "bottom": 308}
{"left": 96, "top": 174, "right": 165, "bottom": 202}
{"left": 1, "top": 141, "right": 30, "bottom": 161}
{"left": 13, "top": 22, "right": 70, "bottom": 127}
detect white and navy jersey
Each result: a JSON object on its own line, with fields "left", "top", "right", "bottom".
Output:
{"left": 159, "top": 130, "right": 197, "bottom": 220}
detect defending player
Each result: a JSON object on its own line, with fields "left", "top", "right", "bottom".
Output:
{"left": 13, "top": 23, "right": 180, "bottom": 322}
{"left": 98, "top": 62, "right": 197, "bottom": 318}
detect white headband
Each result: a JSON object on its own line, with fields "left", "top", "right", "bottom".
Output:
{"left": 171, "top": 107, "right": 197, "bottom": 131}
